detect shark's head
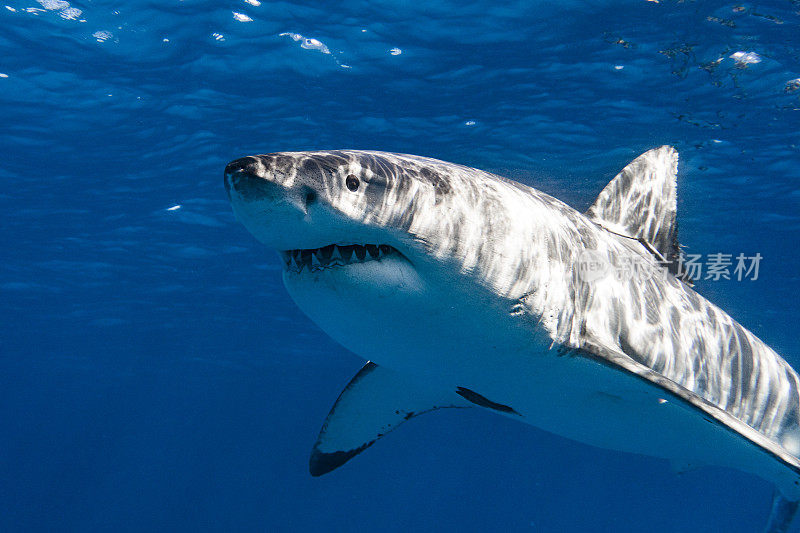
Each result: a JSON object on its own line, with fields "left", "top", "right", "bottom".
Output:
{"left": 225, "top": 150, "right": 450, "bottom": 282}
{"left": 224, "top": 149, "right": 623, "bottom": 378}
{"left": 225, "top": 150, "right": 482, "bottom": 361}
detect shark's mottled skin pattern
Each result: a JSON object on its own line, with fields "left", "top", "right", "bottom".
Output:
{"left": 226, "top": 147, "right": 800, "bottom": 529}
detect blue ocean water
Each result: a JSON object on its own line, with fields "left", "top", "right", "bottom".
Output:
{"left": 1, "top": 0, "right": 799, "bottom": 531}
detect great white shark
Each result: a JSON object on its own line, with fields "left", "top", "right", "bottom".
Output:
{"left": 224, "top": 147, "right": 800, "bottom": 532}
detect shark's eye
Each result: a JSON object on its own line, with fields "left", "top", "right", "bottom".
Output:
{"left": 345, "top": 174, "right": 360, "bottom": 192}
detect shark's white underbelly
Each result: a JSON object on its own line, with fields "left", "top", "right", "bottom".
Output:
{"left": 438, "top": 341, "right": 800, "bottom": 496}
{"left": 284, "top": 263, "right": 799, "bottom": 498}
{"left": 384, "top": 338, "right": 798, "bottom": 496}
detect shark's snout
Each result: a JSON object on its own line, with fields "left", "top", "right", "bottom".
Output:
{"left": 226, "top": 153, "right": 323, "bottom": 249}
{"left": 225, "top": 156, "right": 261, "bottom": 177}
{"left": 225, "top": 155, "right": 287, "bottom": 204}
{"left": 225, "top": 156, "right": 263, "bottom": 196}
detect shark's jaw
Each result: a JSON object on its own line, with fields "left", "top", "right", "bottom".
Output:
{"left": 279, "top": 244, "right": 402, "bottom": 274}
{"left": 279, "top": 240, "right": 432, "bottom": 369}
{"left": 224, "top": 154, "right": 435, "bottom": 357}
{"left": 280, "top": 242, "right": 423, "bottom": 304}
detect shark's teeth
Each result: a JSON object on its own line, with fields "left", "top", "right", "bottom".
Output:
{"left": 282, "top": 244, "right": 400, "bottom": 273}
{"left": 339, "top": 245, "right": 355, "bottom": 262}
{"left": 319, "top": 244, "right": 334, "bottom": 262}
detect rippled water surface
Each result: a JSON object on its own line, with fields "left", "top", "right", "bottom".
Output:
{"left": 2, "top": 1, "right": 799, "bottom": 531}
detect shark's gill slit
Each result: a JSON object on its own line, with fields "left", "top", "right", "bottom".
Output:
{"left": 281, "top": 244, "right": 399, "bottom": 273}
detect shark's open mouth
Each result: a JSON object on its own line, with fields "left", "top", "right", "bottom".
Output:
{"left": 281, "top": 244, "right": 400, "bottom": 274}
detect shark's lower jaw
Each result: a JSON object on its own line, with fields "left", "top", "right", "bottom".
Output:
{"left": 281, "top": 244, "right": 401, "bottom": 274}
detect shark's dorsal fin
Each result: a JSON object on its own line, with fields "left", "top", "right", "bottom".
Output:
{"left": 309, "top": 362, "right": 469, "bottom": 476}
{"left": 586, "top": 146, "right": 684, "bottom": 278}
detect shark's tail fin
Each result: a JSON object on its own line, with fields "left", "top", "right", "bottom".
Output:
{"left": 765, "top": 490, "right": 800, "bottom": 533}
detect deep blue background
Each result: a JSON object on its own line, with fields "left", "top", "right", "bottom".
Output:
{"left": 1, "top": 0, "right": 799, "bottom": 531}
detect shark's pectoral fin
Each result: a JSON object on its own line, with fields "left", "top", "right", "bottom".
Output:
{"left": 310, "top": 362, "right": 470, "bottom": 476}
{"left": 586, "top": 146, "right": 691, "bottom": 283}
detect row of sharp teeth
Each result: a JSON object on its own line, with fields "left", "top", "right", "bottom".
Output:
{"left": 281, "top": 244, "right": 396, "bottom": 273}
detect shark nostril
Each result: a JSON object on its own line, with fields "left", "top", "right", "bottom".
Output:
{"left": 224, "top": 159, "right": 253, "bottom": 193}
{"left": 225, "top": 158, "right": 251, "bottom": 176}
{"left": 225, "top": 156, "right": 269, "bottom": 182}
